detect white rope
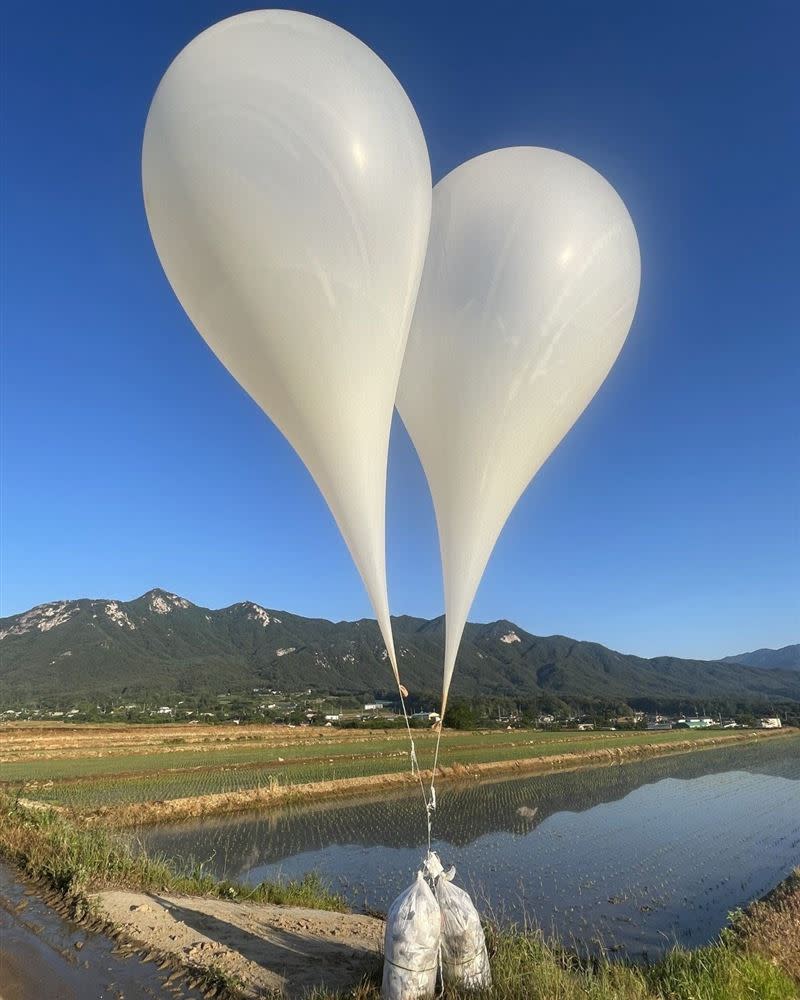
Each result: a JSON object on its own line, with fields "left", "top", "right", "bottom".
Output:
{"left": 391, "top": 671, "right": 435, "bottom": 851}
{"left": 425, "top": 702, "right": 446, "bottom": 852}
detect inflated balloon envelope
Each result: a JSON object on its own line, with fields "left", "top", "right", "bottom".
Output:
{"left": 142, "top": 10, "right": 431, "bottom": 679}
{"left": 396, "top": 146, "right": 641, "bottom": 715}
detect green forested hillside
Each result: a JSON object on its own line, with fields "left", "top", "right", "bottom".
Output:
{"left": 1, "top": 589, "right": 798, "bottom": 706}
{"left": 721, "top": 644, "right": 800, "bottom": 671}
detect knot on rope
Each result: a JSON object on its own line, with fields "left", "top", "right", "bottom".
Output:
{"left": 424, "top": 851, "right": 456, "bottom": 885}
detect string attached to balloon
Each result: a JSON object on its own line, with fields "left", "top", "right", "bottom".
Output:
{"left": 395, "top": 682, "right": 437, "bottom": 853}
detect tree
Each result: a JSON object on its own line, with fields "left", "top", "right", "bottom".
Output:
{"left": 445, "top": 700, "right": 478, "bottom": 730}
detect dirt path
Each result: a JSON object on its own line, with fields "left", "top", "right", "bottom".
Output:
{"left": 93, "top": 889, "right": 384, "bottom": 998}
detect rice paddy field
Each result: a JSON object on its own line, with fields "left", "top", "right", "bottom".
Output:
{"left": 1, "top": 721, "right": 798, "bottom": 989}
{"left": 134, "top": 734, "right": 800, "bottom": 959}
{"left": 0, "top": 722, "right": 771, "bottom": 815}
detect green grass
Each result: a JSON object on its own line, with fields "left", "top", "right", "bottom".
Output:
{"left": 1, "top": 728, "right": 734, "bottom": 782}
{"left": 304, "top": 925, "right": 798, "bottom": 1000}
{"left": 0, "top": 794, "right": 346, "bottom": 911}
{"left": 1, "top": 727, "right": 743, "bottom": 812}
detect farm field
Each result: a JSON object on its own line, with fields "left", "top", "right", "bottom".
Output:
{"left": 0, "top": 721, "right": 788, "bottom": 817}
{"left": 135, "top": 735, "right": 800, "bottom": 955}
{"left": 1, "top": 723, "right": 798, "bottom": 999}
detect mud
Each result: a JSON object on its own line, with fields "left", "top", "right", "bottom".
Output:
{"left": 0, "top": 862, "right": 205, "bottom": 1000}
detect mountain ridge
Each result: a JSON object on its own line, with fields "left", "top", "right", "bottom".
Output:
{"left": 721, "top": 644, "right": 800, "bottom": 672}
{"left": 1, "top": 589, "right": 798, "bottom": 706}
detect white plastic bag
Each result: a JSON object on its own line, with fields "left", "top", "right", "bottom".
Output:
{"left": 382, "top": 871, "right": 441, "bottom": 1000}
{"left": 435, "top": 867, "right": 491, "bottom": 989}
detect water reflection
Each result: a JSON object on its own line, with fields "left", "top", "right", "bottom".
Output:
{"left": 138, "top": 738, "right": 800, "bottom": 957}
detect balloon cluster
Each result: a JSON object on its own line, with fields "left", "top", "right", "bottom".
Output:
{"left": 143, "top": 10, "right": 641, "bottom": 718}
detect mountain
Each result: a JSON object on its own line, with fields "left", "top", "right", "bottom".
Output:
{"left": 1, "top": 589, "right": 799, "bottom": 706}
{"left": 721, "top": 645, "right": 800, "bottom": 672}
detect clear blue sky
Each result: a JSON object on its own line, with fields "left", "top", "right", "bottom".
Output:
{"left": 3, "top": 1, "right": 798, "bottom": 660}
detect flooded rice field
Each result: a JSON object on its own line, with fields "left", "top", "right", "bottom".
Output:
{"left": 137, "top": 736, "right": 800, "bottom": 959}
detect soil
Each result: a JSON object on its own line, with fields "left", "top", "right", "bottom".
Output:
{"left": 92, "top": 888, "right": 384, "bottom": 998}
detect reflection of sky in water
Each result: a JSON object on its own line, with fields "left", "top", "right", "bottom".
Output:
{"left": 139, "top": 739, "right": 800, "bottom": 958}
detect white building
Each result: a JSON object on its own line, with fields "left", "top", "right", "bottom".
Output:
{"left": 760, "top": 717, "right": 782, "bottom": 729}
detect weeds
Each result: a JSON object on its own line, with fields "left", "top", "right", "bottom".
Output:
{"left": 0, "top": 794, "right": 347, "bottom": 911}
{"left": 303, "top": 925, "right": 798, "bottom": 999}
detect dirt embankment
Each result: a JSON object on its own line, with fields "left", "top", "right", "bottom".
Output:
{"left": 92, "top": 888, "right": 383, "bottom": 999}
{"left": 81, "top": 729, "right": 792, "bottom": 828}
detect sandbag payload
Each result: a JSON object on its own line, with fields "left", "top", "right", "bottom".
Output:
{"left": 382, "top": 871, "right": 441, "bottom": 1000}
{"left": 430, "top": 855, "right": 492, "bottom": 990}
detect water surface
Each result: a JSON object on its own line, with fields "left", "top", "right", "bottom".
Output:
{"left": 0, "top": 862, "right": 204, "bottom": 1000}
{"left": 137, "top": 737, "right": 800, "bottom": 958}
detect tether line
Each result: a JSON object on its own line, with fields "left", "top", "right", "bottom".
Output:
{"left": 390, "top": 665, "right": 435, "bottom": 853}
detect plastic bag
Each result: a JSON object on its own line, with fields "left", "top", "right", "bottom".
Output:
{"left": 382, "top": 871, "right": 441, "bottom": 1000}
{"left": 435, "top": 866, "right": 491, "bottom": 989}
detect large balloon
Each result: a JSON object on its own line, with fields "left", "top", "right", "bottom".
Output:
{"left": 396, "top": 147, "right": 640, "bottom": 711}
{"left": 143, "top": 11, "right": 431, "bottom": 677}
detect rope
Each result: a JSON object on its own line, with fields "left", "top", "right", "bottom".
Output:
{"left": 390, "top": 668, "right": 435, "bottom": 852}
{"left": 425, "top": 691, "right": 448, "bottom": 851}
{"left": 441, "top": 947, "right": 487, "bottom": 968}
{"left": 384, "top": 956, "right": 438, "bottom": 974}
{"left": 430, "top": 722, "right": 444, "bottom": 799}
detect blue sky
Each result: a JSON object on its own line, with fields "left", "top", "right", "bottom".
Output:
{"left": 3, "top": 1, "right": 798, "bottom": 660}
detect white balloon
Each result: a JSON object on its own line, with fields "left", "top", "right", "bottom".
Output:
{"left": 396, "top": 147, "right": 640, "bottom": 711}
{"left": 143, "top": 11, "right": 431, "bottom": 677}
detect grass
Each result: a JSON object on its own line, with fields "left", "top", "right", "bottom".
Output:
{"left": 731, "top": 869, "right": 800, "bottom": 983}
{"left": 1, "top": 728, "right": 729, "bottom": 780}
{"left": 304, "top": 924, "right": 798, "bottom": 1000}
{"left": 0, "top": 793, "right": 347, "bottom": 911}
{"left": 0, "top": 725, "right": 760, "bottom": 814}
